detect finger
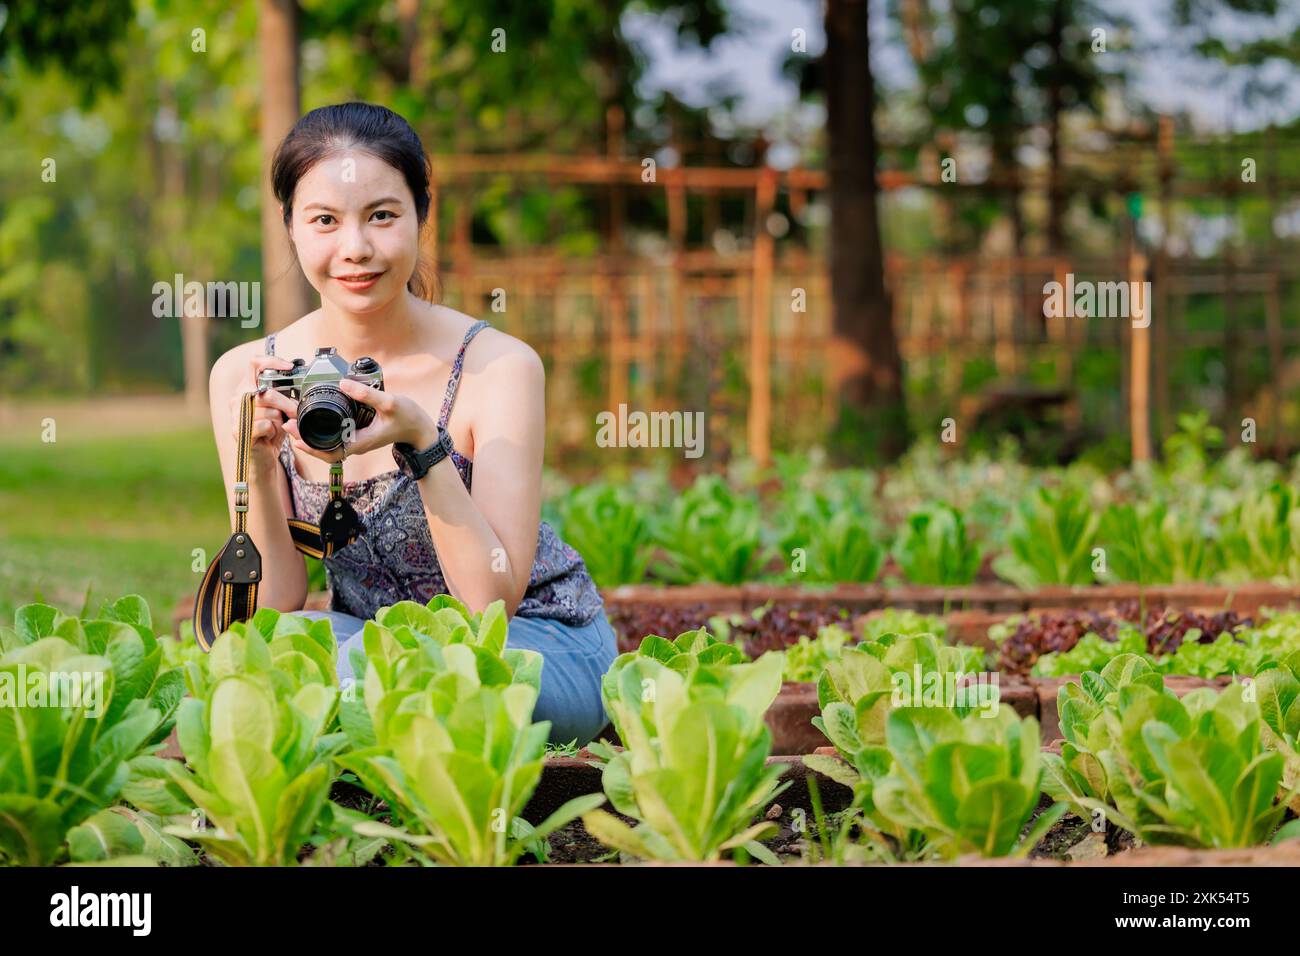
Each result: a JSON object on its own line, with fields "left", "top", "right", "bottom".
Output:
{"left": 249, "top": 356, "right": 296, "bottom": 389}
{"left": 291, "top": 436, "right": 344, "bottom": 464}
{"left": 339, "top": 378, "right": 394, "bottom": 412}
{"left": 281, "top": 420, "right": 314, "bottom": 445}
{"left": 252, "top": 355, "right": 296, "bottom": 372}
{"left": 256, "top": 388, "right": 298, "bottom": 416}
{"left": 338, "top": 430, "right": 378, "bottom": 458}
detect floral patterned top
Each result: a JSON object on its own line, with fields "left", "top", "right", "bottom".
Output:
{"left": 271, "top": 319, "right": 605, "bottom": 626}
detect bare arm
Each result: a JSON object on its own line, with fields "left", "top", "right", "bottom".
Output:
{"left": 279, "top": 338, "right": 546, "bottom": 617}
{"left": 411, "top": 346, "right": 545, "bottom": 616}
{"left": 208, "top": 345, "right": 309, "bottom": 612}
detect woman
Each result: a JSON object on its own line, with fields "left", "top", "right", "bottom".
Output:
{"left": 207, "top": 102, "right": 617, "bottom": 746}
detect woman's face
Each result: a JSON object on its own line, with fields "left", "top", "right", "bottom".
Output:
{"left": 287, "top": 149, "right": 419, "bottom": 313}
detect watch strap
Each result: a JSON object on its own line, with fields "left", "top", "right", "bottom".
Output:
{"left": 394, "top": 428, "right": 454, "bottom": 480}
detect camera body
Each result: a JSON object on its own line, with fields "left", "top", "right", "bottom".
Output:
{"left": 258, "top": 347, "right": 384, "bottom": 451}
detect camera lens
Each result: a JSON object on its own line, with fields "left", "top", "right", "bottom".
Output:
{"left": 298, "top": 384, "right": 355, "bottom": 450}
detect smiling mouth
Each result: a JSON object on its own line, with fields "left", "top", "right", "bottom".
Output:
{"left": 334, "top": 272, "right": 384, "bottom": 281}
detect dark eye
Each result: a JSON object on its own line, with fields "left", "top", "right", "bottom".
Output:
{"left": 314, "top": 214, "right": 335, "bottom": 226}
{"left": 372, "top": 210, "right": 394, "bottom": 222}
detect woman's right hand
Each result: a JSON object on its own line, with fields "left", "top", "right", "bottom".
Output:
{"left": 232, "top": 353, "right": 299, "bottom": 473}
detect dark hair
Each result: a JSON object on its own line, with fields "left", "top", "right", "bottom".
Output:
{"left": 271, "top": 102, "right": 439, "bottom": 301}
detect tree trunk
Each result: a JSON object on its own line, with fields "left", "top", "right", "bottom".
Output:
{"left": 259, "top": 0, "right": 313, "bottom": 333}
{"left": 824, "top": 0, "right": 907, "bottom": 463}
{"left": 157, "top": 86, "right": 209, "bottom": 413}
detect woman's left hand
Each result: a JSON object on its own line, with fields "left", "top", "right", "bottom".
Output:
{"left": 283, "top": 378, "right": 439, "bottom": 463}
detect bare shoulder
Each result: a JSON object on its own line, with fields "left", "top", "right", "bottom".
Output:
{"left": 475, "top": 326, "right": 543, "bottom": 379}
{"left": 439, "top": 307, "right": 544, "bottom": 383}
{"left": 208, "top": 339, "right": 264, "bottom": 402}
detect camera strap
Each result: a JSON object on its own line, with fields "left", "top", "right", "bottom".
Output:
{"left": 193, "top": 391, "right": 364, "bottom": 651}
{"left": 286, "top": 462, "right": 364, "bottom": 558}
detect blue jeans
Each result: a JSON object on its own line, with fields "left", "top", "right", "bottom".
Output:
{"left": 294, "top": 608, "right": 619, "bottom": 747}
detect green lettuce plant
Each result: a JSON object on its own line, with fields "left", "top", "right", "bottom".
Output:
{"left": 778, "top": 625, "right": 852, "bottom": 683}
{"left": 651, "top": 475, "right": 765, "bottom": 585}
{"left": 861, "top": 609, "right": 947, "bottom": 642}
{"left": 164, "top": 618, "right": 345, "bottom": 866}
{"left": 871, "top": 706, "right": 1063, "bottom": 859}
{"left": 357, "top": 594, "right": 535, "bottom": 686}
{"left": 891, "top": 503, "right": 982, "bottom": 586}
{"left": 600, "top": 628, "right": 778, "bottom": 745}
{"left": 66, "top": 805, "right": 196, "bottom": 866}
{"left": 555, "top": 483, "right": 652, "bottom": 588}
{"left": 1032, "top": 618, "right": 1295, "bottom": 680}
{"left": 338, "top": 598, "right": 542, "bottom": 753}
{"left": 1097, "top": 501, "right": 1219, "bottom": 585}
{"left": 1040, "top": 653, "right": 1164, "bottom": 824}
{"left": 1042, "top": 655, "right": 1292, "bottom": 847}
{"left": 337, "top": 643, "right": 599, "bottom": 866}
{"left": 803, "top": 632, "right": 995, "bottom": 856}
{"left": 1253, "top": 651, "right": 1300, "bottom": 813}
{"left": 582, "top": 653, "right": 788, "bottom": 862}
{"left": 1219, "top": 482, "right": 1300, "bottom": 584}
{"left": 778, "top": 493, "right": 883, "bottom": 583}
{"left": 1158, "top": 633, "right": 1273, "bottom": 679}
{"left": 0, "top": 597, "right": 179, "bottom": 865}
{"left": 180, "top": 606, "right": 340, "bottom": 702}
{"left": 993, "top": 486, "right": 1100, "bottom": 587}
{"left": 606, "top": 627, "right": 746, "bottom": 681}
{"left": 1032, "top": 629, "right": 1147, "bottom": 678}
{"left": 812, "top": 633, "right": 992, "bottom": 761}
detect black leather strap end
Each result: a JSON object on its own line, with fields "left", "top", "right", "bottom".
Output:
{"left": 216, "top": 532, "right": 263, "bottom": 585}
{"left": 318, "top": 499, "right": 364, "bottom": 547}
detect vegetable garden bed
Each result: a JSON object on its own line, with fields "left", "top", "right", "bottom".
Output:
{"left": 13, "top": 590, "right": 1300, "bottom": 869}
{"left": 167, "top": 589, "right": 1300, "bottom": 754}
{"left": 169, "top": 581, "right": 1300, "bottom": 647}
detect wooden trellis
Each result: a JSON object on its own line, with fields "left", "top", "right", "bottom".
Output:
{"left": 420, "top": 123, "right": 1300, "bottom": 466}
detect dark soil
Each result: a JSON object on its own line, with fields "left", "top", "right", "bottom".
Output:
{"left": 1030, "top": 813, "right": 1094, "bottom": 860}
{"left": 604, "top": 600, "right": 853, "bottom": 656}
{"left": 536, "top": 815, "right": 628, "bottom": 864}
{"left": 1024, "top": 794, "right": 1138, "bottom": 860}
{"left": 535, "top": 803, "right": 821, "bottom": 864}
{"left": 330, "top": 776, "right": 387, "bottom": 816}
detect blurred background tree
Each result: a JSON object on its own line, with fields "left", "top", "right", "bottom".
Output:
{"left": 1, "top": 0, "right": 1298, "bottom": 468}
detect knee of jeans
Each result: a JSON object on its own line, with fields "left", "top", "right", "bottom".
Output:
{"left": 538, "top": 704, "right": 610, "bottom": 749}
{"left": 534, "top": 664, "right": 611, "bottom": 748}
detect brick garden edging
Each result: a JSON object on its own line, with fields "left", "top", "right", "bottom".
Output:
{"left": 599, "top": 581, "right": 1300, "bottom": 619}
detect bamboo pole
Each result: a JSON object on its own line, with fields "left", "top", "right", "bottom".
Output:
{"left": 748, "top": 168, "right": 778, "bottom": 466}
{"left": 1130, "top": 244, "right": 1152, "bottom": 463}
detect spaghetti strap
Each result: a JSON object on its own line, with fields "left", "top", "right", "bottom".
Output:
{"left": 437, "top": 320, "right": 490, "bottom": 429}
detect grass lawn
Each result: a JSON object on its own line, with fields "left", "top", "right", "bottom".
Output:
{"left": 0, "top": 426, "right": 230, "bottom": 630}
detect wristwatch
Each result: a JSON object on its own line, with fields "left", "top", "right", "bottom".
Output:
{"left": 392, "top": 428, "right": 455, "bottom": 480}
